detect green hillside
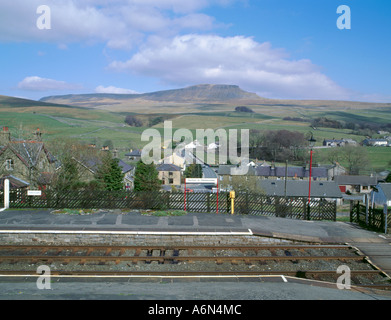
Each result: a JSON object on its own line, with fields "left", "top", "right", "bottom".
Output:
{"left": 1, "top": 93, "right": 390, "bottom": 172}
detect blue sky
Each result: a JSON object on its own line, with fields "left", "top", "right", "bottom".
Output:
{"left": 0, "top": 0, "right": 390, "bottom": 102}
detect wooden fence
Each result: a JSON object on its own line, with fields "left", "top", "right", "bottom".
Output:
{"left": 350, "top": 201, "right": 390, "bottom": 233}
{"left": 0, "top": 189, "right": 337, "bottom": 221}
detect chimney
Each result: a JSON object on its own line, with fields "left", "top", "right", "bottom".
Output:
{"left": 0, "top": 127, "right": 11, "bottom": 146}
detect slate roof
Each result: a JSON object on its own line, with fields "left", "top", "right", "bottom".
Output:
{"left": 125, "top": 149, "right": 142, "bottom": 157}
{"left": 334, "top": 175, "right": 378, "bottom": 186}
{"left": 258, "top": 180, "right": 343, "bottom": 198}
{"left": 157, "top": 163, "right": 181, "bottom": 172}
{"left": 378, "top": 183, "right": 391, "bottom": 200}
{"left": 256, "top": 165, "right": 328, "bottom": 179}
{"left": 117, "top": 159, "right": 134, "bottom": 174}
{"left": 0, "top": 175, "right": 30, "bottom": 190}
{"left": 0, "top": 141, "right": 55, "bottom": 168}
{"left": 218, "top": 165, "right": 256, "bottom": 176}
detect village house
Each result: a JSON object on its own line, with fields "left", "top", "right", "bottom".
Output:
{"left": 117, "top": 160, "right": 135, "bottom": 190}
{"left": 185, "top": 140, "right": 203, "bottom": 150}
{"left": 255, "top": 164, "right": 329, "bottom": 181}
{"left": 159, "top": 152, "right": 186, "bottom": 169}
{"left": 70, "top": 155, "right": 135, "bottom": 189}
{"left": 334, "top": 175, "right": 379, "bottom": 194}
{"left": 157, "top": 163, "right": 182, "bottom": 186}
{"left": 323, "top": 163, "right": 347, "bottom": 180}
{"left": 257, "top": 180, "right": 343, "bottom": 203}
{"left": 323, "top": 138, "right": 357, "bottom": 147}
{"left": 362, "top": 138, "right": 389, "bottom": 147}
{"left": 0, "top": 127, "right": 56, "bottom": 187}
{"left": 371, "top": 183, "right": 391, "bottom": 207}
{"left": 0, "top": 175, "right": 30, "bottom": 190}
{"left": 218, "top": 165, "right": 257, "bottom": 191}
{"left": 125, "top": 149, "right": 142, "bottom": 161}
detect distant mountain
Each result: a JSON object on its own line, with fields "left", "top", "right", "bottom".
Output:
{"left": 40, "top": 84, "right": 264, "bottom": 106}
{"left": 0, "top": 95, "right": 85, "bottom": 109}
{"left": 139, "top": 84, "right": 263, "bottom": 102}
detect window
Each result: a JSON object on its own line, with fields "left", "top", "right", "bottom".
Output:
{"left": 169, "top": 178, "right": 174, "bottom": 184}
{"left": 5, "top": 159, "right": 13, "bottom": 171}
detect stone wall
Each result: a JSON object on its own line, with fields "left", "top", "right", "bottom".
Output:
{"left": 0, "top": 232, "right": 296, "bottom": 246}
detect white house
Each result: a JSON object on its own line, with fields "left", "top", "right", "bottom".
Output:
{"left": 363, "top": 139, "right": 389, "bottom": 147}
{"left": 159, "top": 152, "right": 186, "bottom": 168}
{"left": 185, "top": 140, "right": 204, "bottom": 149}
{"left": 371, "top": 183, "right": 391, "bottom": 207}
{"left": 207, "top": 142, "right": 219, "bottom": 151}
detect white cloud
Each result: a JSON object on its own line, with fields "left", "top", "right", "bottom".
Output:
{"left": 18, "top": 76, "right": 82, "bottom": 91}
{"left": 0, "top": 0, "right": 228, "bottom": 49}
{"left": 95, "top": 85, "right": 139, "bottom": 94}
{"left": 109, "top": 34, "right": 351, "bottom": 100}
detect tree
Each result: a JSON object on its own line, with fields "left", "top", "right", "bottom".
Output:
{"left": 341, "top": 145, "right": 370, "bottom": 174}
{"left": 184, "top": 164, "right": 202, "bottom": 179}
{"left": 235, "top": 106, "right": 254, "bottom": 113}
{"left": 125, "top": 115, "right": 143, "bottom": 127}
{"left": 323, "top": 145, "right": 370, "bottom": 174}
{"left": 95, "top": 152, "right": 124, "bottom": 191}
{"left": 51, "top": 154, "right": 82, "bottom": 191}
{"left": 250, "top": 129, "right": 306, "bottom": 162}
{"left": 134, "top": 160, "right": 161, "bottom": 191}
{"left": 47, "top": 138, "right": 103, "bottom": 191}
{"left": 228, "top": 175, "right": 263, "bottom": 194}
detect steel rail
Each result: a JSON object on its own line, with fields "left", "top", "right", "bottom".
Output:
{"left": 0, "top": 270, "right": 383, "bottom": 276}
{"left": 0, "top": 244, "right": 352, "bottom": 252}
{"left": 0, "top": 255, "right": 365, "bottom": 263}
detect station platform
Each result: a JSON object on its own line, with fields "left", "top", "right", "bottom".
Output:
{"left": 0, "top": 209, "right": 390, "bottom": 272}
{"left": 0, "top": 209, "right": 391, "bottom": 300}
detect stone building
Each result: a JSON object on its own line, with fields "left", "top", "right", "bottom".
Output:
{"left": 0, "top": 127, "right": 56, "bottom": 187}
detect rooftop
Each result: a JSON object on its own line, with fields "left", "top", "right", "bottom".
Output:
{"left": 258, "top": 180, "right": 343, "bottom": 198}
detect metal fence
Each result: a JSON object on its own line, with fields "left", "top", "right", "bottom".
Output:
{"left": 350, "top": 201, "right": 390, "bottom": 233}
{"left": 0, "top": 189, "right": 337, "bottom": 221}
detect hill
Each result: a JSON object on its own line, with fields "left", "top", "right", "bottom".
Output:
{"left": 39, "top": 84, "right": 265, "bottom": 112}
{"left": 40, "top": 84, "right": 262, "bottom": 103}
{"left": 1, "top": 91, "right": 391, "bottom": 172}
{"left": 39, "top": 84, "right": 391, "bottom": 114}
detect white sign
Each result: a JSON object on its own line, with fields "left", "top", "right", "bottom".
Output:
{"left": 185, "top": 178, "right": 217, "bottom": 184}
{"left": 28, "top": 190, "right": 42, "bottom": 196}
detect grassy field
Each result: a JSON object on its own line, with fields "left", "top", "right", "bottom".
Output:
{"left": 313, "top": 146, "right": 391, "bottom": 172}
{"left": 1, "top": 94, "right": 390, "bottom": 172}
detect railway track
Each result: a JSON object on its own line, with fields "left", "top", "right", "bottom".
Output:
{"left": 0, "top": 244, "right": 390, "bottom": 290}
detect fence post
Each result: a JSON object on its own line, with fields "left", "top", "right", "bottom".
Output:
{"left": 365, "top": 194, "right": 369, "bottom": 226}
{"left": 349, "top": 200, "right": 354, "bottom": 222}
{"left": 207, "top": 193, "right": 210, "bottom": 213}
{"left": 3, "top": 179, "right": 9, "bottom": 210}
{"left": 355, "top": 201, "right": 360, "bottom": 222}
{"left": 303, "top": 198, "right": 307, "bottom": 220}
{"left": 245, "top": 193, "right": 249, "bottom": 215}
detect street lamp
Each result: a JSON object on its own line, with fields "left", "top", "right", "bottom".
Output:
{"left": 308, "top": 133, "right": 316, "bottom": 204}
